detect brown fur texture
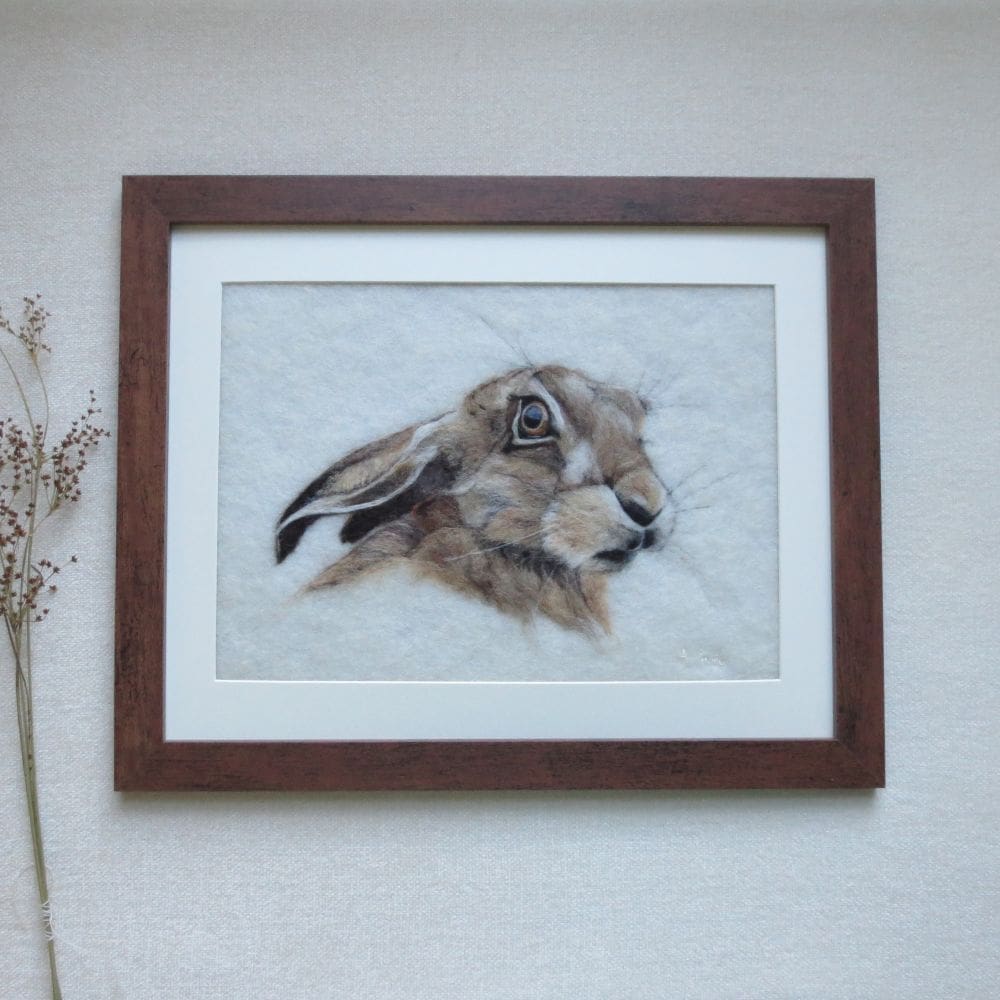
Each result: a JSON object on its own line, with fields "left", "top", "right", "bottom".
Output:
{"left": 277, "top": 366, "right": 673, "bottom": 634}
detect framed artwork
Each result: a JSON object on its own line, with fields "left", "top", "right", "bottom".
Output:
{"left": 115, "top": 175, "right": 883, "bottom": 790}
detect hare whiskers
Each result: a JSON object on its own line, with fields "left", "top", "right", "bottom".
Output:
{"left": 443, "top": 526, "right": 551, "bottom": 562}
{"left": 444, "top": 505, "right": 608, "bottom": 563}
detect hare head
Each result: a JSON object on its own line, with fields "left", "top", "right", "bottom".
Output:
{"left": 276, "top": 366, "right": 673, "bottom": 633}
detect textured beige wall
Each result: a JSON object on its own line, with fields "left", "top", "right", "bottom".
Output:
{"left": 2, "top": 2, "right": 998, "bottom": 997}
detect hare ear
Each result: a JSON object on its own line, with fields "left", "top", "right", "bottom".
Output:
{"left": 275, "top": 413, "right": 454, "bottom": 563}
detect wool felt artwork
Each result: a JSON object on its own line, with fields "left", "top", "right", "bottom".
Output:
{"left": 216, "top": 283, "right": 778, "bottom": 682}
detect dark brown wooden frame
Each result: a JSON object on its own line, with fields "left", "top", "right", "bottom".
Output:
{"left": 115, "top": 176, "right": 883, "bottom": 791}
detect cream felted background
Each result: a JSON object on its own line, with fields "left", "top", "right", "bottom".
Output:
{"left": 218, "top": 283, "right": 778, "bottom": 683}
{"left": 1, "top": 1, "right": 998, "bottom": 997}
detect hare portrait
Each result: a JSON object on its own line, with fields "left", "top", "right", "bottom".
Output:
{"left": 275, "top": 365, "right": 673, "bottom": 634}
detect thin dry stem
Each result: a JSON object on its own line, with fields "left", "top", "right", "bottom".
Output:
{"left": 2, "top": 296, "right": 108, "bottom": 1000}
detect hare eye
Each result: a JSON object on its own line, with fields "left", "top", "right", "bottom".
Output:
{"left": 516, "top": 399, "right": 552, "bottom": 440}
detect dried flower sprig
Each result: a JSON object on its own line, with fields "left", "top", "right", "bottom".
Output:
{"left": 2, "top": 296, "right": 109, "bottom": 1000}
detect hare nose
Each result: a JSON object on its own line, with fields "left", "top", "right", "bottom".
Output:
{"left": 618, "top": 496, "right": 659, "bottom": 527}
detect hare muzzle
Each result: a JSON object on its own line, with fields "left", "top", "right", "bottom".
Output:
{"left": 541, "top": 470, "right": 672, "bottom": 572}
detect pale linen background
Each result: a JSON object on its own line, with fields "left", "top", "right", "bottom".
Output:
{"left": 1, "top": 2, "right": 998, "bottom": 998}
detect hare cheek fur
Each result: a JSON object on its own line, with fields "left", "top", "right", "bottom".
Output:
{"left": 275, "top": 366, "right": 672, "bottom": 634}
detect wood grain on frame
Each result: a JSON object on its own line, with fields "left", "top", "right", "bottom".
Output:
{"left": 115, "top": 176, "right": 883, "bottom": 791}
